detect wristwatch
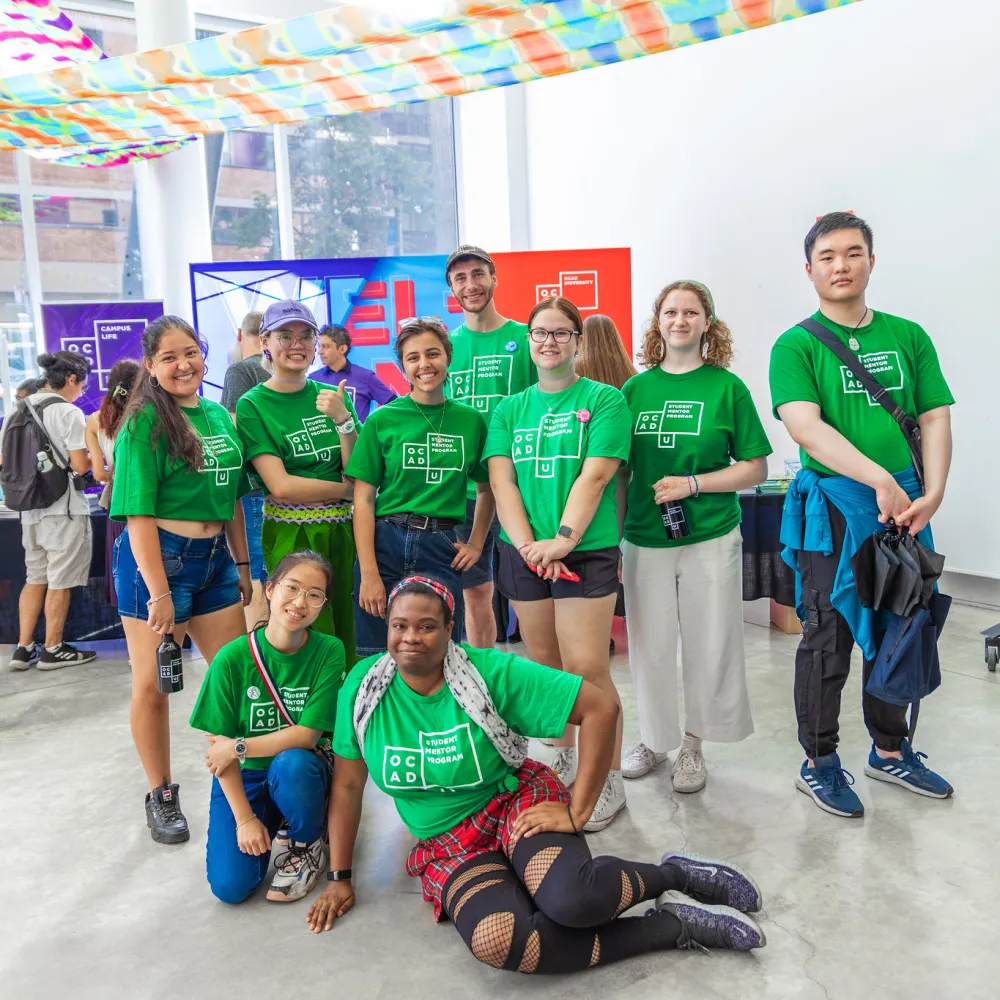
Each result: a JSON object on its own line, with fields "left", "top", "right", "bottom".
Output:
{"left": 335, "top": 417, "right": 357, "bottom": 435}
{"left": 327, "top": 869, "right": 353, "bottom": 882}
{"left": 557, "top": 525, "right": 580, "bottom": 542}
{"left": 234, "top": 737, "right": 247, "bottom": 764}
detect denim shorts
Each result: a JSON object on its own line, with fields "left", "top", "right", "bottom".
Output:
{"left": 241, "top": 493, "right": 267, "bottom": 583}
{"left": 453, "top": 497, "right": 500, "bottom": 590}
{"left": 113, "top": 526, "right": 241, "bottom": 623}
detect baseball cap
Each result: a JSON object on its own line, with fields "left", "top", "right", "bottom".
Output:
{"left": 260, "top": 299, "right": 320, "bottom": 334}
{"left": 445, "top": 244, "right": 495, "bottom": 276}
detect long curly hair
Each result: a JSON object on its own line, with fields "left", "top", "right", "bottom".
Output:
{"left": 638, "top": 280, "right": 733, "bottom": 370}
{"left": 121, "top": 316, "right": 206, "bottom": 471}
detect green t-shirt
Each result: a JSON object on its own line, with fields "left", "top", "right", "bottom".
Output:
{"left": 770, "top": 310, "right": 954, "bottom": 476}
{"left": 110, "top": 399, "right": 249, "bottom": 522}
{"left": 235, "top": 381, "right": 359, "bottom": 485}
{"left": 447, "top": 319, "right": 537, "bottom": 500}
{"left": 333, "top": 644, "right": 581, "bottom": 839}
{"left": 189, "top": 629, "right": 346, "bottom": 771}
{"left": 622, "top": 365, "right": 772, "bottom": 547}
{"left": 483, "top": 378, "right": 631, "bottom": 551}
{"left": 343, "top": 395, "right": 489, "bottom": 520}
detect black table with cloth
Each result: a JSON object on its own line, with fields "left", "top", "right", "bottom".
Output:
{"left": 1, "top": 493, "right": 796, "bottom": 645}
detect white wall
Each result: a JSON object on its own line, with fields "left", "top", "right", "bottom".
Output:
{"left": 515, "top": 0, "right": 1000, "bottom": 579}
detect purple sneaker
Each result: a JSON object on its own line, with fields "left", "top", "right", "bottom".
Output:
{"left": 656, "top": 891, "right": 766, "bottom": 952}
{"left": 662, "top": 851, "right": 763, "bottom": 913}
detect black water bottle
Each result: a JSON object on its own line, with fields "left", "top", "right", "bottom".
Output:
{"left": 660, "top": 500, "right": 690, "bottom": 541}
{"left": 156, "top": 634, "right": 183, "bottom": 695}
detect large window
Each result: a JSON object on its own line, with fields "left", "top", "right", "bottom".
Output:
{"left": 287, "top": 101, "right": 458, "bottom": 259}
{"left": 212, "top": 128, "right": 278, "bottom": 262}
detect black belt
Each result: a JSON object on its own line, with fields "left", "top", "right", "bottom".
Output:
{"left": 381, "top": 513, "right": 458, "bottom": 532}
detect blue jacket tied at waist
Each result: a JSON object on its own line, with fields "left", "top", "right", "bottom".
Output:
{"left": 780, "top": 467, "right": 934, "bottom": 660}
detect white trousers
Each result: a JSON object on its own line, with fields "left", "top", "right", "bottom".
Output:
{"left": 622, "top": 527, "right": 754, "bottom": 753}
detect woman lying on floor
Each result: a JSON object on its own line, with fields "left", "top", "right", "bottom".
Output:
{"left": 190, "top": 550, "right": 346, "bottom": 904}
{"left": 306, "top": 576, "right": 766, "bottom": 973}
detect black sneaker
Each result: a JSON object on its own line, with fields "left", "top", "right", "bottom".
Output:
{"left": 655, "top": 891, "right": 766, "bottom": 952}
{"left": 37, "top": 642, "right": 97, "bottom": 671}
{"left": 9, "top": 644, "right": 40, "bottom": 671}
{"left": 145, "top": 783, "right": 190, "bottom": 844}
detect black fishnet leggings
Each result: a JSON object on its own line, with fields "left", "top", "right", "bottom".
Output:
{"left": 442, "top": 832, "right": 684, "bottom": 974}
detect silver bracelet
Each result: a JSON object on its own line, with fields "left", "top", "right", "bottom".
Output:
{"left": 147, "top": 592, "right": 172, "bottom": 607}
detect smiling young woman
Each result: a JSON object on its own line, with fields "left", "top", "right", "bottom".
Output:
{"left": 111, "top": 316, "right": 253, "bottom": 845}
{"left": 344, "top": 318, "right": 494, "bottom": 659}
{"left": 306, "top": 576, "right": 766, "bottom": 971}
{"left": 190, "top": 550, "right": 346, "bottom": 905}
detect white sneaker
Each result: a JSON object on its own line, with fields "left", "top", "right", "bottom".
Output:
{"left": 550, "top": 747, "right": 578, "bottom": 787}
{"left": 621, "top": 741, "right": 669, "bottom": 779}
{"left": 672, "top": 747, "right": 707, "bottom": 794}
{"left": 266, "top": 837, "right": 327, "bottom": 902}
{"left": 583, "top": 772, "right": 627, "bottom": 832}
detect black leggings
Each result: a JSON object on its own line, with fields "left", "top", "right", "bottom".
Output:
{"left": 442, "top": 831, "right": 685, "bottom": 974}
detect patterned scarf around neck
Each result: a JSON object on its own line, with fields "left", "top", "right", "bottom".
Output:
{"left": 353, "top": 641, "right": 528, "bottom": 768}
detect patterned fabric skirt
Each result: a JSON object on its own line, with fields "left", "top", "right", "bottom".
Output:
{"left": 405, "top": 759, "right": 569, "bottom": 922}
{"left": 261, "top": 501, "right": 357, "bottom": 666}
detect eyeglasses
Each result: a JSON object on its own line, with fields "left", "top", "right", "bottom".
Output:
{"left": 277, "top": 580, "right": 328, "bottom": 608}
{"left": 399, "top": 316, "right": 446, "bottom": 332}
{"left": 273, "top": 331, "right": 316, "bottom": 347}
{"left": 528, "top": 328, "right": 578, "bottom": 344}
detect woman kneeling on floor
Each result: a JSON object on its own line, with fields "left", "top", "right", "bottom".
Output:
{"left": 190, "top": 551, "right": 346, "bottom": 904}
{"left": 306, "top": 576, "right": 766, "bottom": 972}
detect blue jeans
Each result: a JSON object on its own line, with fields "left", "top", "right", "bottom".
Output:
{"left": 206, "top": 748, "right": 329, "bottom": 905}
{"left": 241, "top": 494, "right": 267, "bottom": 583}
{"left": 353, "top": 518, "right": 465, "bottom": 658}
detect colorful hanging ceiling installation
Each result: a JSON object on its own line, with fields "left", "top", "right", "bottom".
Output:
{"left": 0, "top": 0, "right": 862, "bottom": 156}
{"left": 0, "top": 0, "right": 103, "bottom": 76}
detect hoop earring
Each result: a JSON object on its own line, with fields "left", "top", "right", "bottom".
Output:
{"left": 149, "top": 375, "right": 159, "bottom": 388}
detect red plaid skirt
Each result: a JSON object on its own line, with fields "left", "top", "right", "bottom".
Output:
{"left": 405, "top": 758, "right": 570, "bottom": 922}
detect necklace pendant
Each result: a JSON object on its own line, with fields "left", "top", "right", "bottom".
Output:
{"left": 849, "top": 337, "right": 860, "bottom": 352}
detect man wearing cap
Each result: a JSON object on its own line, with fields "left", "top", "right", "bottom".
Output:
{"left": 309, "top": 323, "right": 397, "bottom": 422}
{"left": 445, "top": 245, "right": 537, "bottom": 647}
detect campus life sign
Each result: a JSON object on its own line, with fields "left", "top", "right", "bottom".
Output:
{"left": 189, "top": 249, "right": 632, "bottom": 402}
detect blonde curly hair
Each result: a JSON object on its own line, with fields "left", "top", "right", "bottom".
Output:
{"left": 637, "top": 280, "right": 733, "bottom": 370}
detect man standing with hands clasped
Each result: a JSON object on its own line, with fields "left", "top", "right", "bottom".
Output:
{"left": 445, "top": 245, "right": 536, "bottom": 647}
{"left": 770, "top": 212, "right": 955, "bottom": 819}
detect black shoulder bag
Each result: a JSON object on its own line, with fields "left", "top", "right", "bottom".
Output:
{"left": 798, "top": 317, "right": 925, "bottom": 494}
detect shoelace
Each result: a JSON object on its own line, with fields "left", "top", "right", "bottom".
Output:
{"left": 902, "top": 748, "right": 930, "bottom": 773}
{"left": 827, "top": 766, "right": 856, "bottom": 793}
{"left": 551, "top": 749, "right": 575, "bottom": 778}
{"left": 273, "top": 842, "right": 321, "bottom": 877}
{"left": 645, "top": 908, "right": 710, "bottom": 954}
{"left": 675, "top": 749, "right": 704, "bottom": 777}
{"left": 157, "top": 793, "right": 183, "bottom": 825}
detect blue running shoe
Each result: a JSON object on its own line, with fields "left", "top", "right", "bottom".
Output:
{"left": 661, "top": 852, "right": 762, "bottom": 913}
{"left": 655, "top": 892, "right": 766, "bottom": 952}
{"left": 864, "top": 739, "right": 953, "bottom": 799}
{"left": 795, "top": 752, "right": 864, "bottom": 817}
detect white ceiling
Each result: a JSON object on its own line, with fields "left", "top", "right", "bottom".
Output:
{"left": 191, "top": 0, "right": 452, "bottom": 23}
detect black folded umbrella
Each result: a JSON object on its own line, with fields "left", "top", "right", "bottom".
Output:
{"left": 887, "top": 538, "right": 922, "bottom": 617}
{"left": 852, "top": 520, "right": 946, "bottom": 614}
{"left": 904, "top": 532, "right": 946, "bottom": 605}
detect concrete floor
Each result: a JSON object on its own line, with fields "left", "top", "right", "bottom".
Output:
{"left": 2, "top": 605, "right": 999, "bottom": 1000}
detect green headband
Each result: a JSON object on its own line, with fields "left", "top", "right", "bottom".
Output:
{"left": 679, "top": 280, "right": 716, "bottom": 321}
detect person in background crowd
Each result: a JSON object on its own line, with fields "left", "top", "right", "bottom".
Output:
{"left": 310, "top": 324, "right": 397, "bottom": 422}
{"left": 770, "top": 212, "right": 954, "bottom": 817}
{"left": 112, "top": 315, "right": 252, "bottom": 845}
{"left": 577, "top": 315, "right": 637, "bottom": 391}
{"left": 620, "top": 281, "right": 770, "bottom": 794}
{"left": 346, "top": 317, "right": 492, "bottom": 658}
{"left": 237, "top": 301, "right": 359, "bottom": 660}
{"left": 307, "top": 577, "right": 766, "bottom": 969}
{"left": 222, "top": 310, "right": 269, "bottom": 631}
{"left": 85, "top": 359, "right": 141, "bottom": 609}
{"left": 7, "top": 352, "right": 95, "bottom": 671}
{"left": 445, "top": 245, "right": 536, "bottom": 647}
{"left": 486, "top": 297, "right": 631, "bottom": 832}
{"left": 190, "top": 550, "right": 345, "bottom": 905}
{"left": 16, "top": 378, "right": 44, "bottom": 401}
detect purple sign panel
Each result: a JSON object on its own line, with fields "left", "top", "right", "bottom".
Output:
{"left": 41, "top": 300, "right": 164, "bottom": 414}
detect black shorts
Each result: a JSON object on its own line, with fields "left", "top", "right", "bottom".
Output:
{"left": 496, "top": 539, "right": 620, "bottom": 602}
{"left": 453, "top": 497, "right": 500, "bottom": 590}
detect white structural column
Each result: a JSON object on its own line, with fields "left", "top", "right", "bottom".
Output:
{"left": 132, "top": 0, "right": 212, "bottom": 320}
{"left": 272, "top": 124, "right": 296, "bottom": 260}
{"left": 15, "top": 151, "right": 45, "bottom": 355}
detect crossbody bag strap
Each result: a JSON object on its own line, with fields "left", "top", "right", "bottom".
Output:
{"left": 798, "top": 317, "right": 924, "bottom": 491}
{"left": 247, "top": 628, "right": 295, "bottom": 728}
